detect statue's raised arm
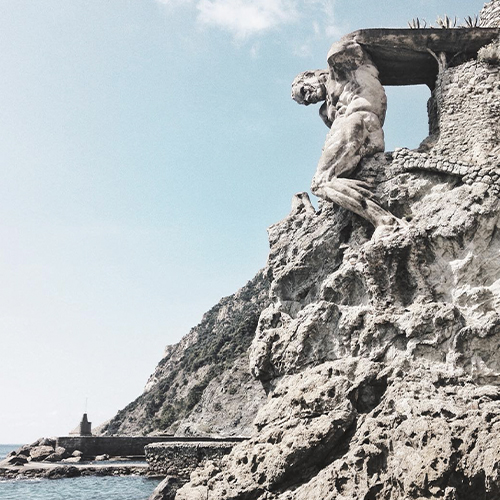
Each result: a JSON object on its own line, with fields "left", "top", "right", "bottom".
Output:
{"left": 292, "top": 38, "right": 400, "bottom": 229}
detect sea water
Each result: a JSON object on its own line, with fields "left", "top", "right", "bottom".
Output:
{"left": 0, "top": 444, "right": 161, "bottom": 500}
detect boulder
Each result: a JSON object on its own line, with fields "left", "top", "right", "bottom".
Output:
{"left": 45, "top": 453, "right": 65, "bottom": 462}
{"left": 39, "top": 437, "right": 56, "bottom": 448}
{"left": 16, "top": 445, "right": 32, "bottom": 457}
{"left": 45, "top": 466, "right": 81, "bottom": 479}
{"left": 1, "top": 455, "right": 28, "bottom": 466}
{"left": 29, "top": 445, "right": 55, "bottom": 462}
{"left": 149, "top": 476, "right": 184, "bottom": 500}
{"left": 55, "top": 446, "right": 68, "bottom": 458}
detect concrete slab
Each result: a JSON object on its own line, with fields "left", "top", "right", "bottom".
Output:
{"left": 342, "top": 28, "right": 500, "bottom": 86}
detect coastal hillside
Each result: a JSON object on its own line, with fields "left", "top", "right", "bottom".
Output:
{"left": 172, "top": 1, "right": 500, "bottom": 499}
{"left": 97, "top": 270, "right": 270, "bottom": 438}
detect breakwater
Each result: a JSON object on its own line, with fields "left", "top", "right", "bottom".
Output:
{"left": 56, "top": 436, "right": 246, "bottom": 458}
{"left": 145, "top": 441, "right": 235, "bottom": 478}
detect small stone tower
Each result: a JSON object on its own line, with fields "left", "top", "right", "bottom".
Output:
{"left": 70, "top": 413, "right": 92, "bottom": 436}
{"left": 79, "top": 413, "right": 92, "bottom": 436}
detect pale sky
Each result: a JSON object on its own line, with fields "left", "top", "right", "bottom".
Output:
{"left": 0, "top": 0, "right": 484, "bottom": 444}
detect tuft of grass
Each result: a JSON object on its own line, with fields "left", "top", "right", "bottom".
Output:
{"left": 463, "top": 15, "right": 480, "bottom": 28}
{"left": 435, "top": 15, "right": 457, "bottom": 29}
{"left": 408, "top": 18, "right": 427, "bottom": 29}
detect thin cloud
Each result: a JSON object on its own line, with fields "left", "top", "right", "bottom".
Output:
{"left": 292, "top": 0, "right": 342, "bottom": 57}
{"left": 196, "top": 0, "right": 299, "bottom": 39}
{"left": 304, "top": 0, "right": 338, "bottom": 37}
{"left": 156, "top": 0, "right": 194, "bottom": 4}
{"left": 155, "top": 0, "right": 341, "bottom": 47}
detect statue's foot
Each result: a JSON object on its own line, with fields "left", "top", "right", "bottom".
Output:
{"left": 372, "top": 216, "right": 408, "bottom": 241}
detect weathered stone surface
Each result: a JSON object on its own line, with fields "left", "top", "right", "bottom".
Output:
{"left": 173, "top": 8, "right": 500, "bottom": 498}
{"left": 0, "top": 454, "right": 28, "bottom": 466}
{"left": 38, "top": 437, "right": 56, "bottom": 448}
{"left": 354, "top": 27, "right": 500, "bottom": 86}
{"left": 174, "top": 356, "right": 267, "bottom": 437}
{"left": 0, "top": 463, "right": 148, "bottom": 480}
{"left": 13, "top": 445, "right": 31, "bottom": 457}
{"left": 292, "top": 39, "right": 397, "bottom": 228}
{"left": 54, "top": 446, "right": 67, "bottom": 456}
{"left": 150, "top": 476, "right": 184, "bottom": 500}
{"left": 29, "top": 445, "right": 55, "bottom": 462}
{"left": 145, "top": 442, "right": 235, "bottom": 479}
{"left": 45, "top": 452, "right": 65, "bottom": 462}
{"left": 175, "top": 178, "right": 500, "bottom": 500}
{"left": 44, "top": 465, "right": 81, "bottom": 479}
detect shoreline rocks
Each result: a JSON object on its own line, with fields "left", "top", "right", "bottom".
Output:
{"left": 0, "top": 463, "right": 149, "bottom": 480}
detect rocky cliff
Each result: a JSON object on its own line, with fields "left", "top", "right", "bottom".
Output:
{"left": 98, "top": 270, "right": 269, "bottom": 438}
{"left": 170, "top": 2, "right": 500, "bottom": 499}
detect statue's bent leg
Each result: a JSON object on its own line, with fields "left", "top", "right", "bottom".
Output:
{"left": 313, "top": 178, "right": 399, "bottom": 227}
{"left": 312, "top": 112, "right": 400, "bottom": 228}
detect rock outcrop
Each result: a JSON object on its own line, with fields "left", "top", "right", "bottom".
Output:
{"left": 98, "top": 271, "right": 270, "bottom": 438}
{"left": 171, "top": 2, "right": 500, "bottom": 499}
{"left": 1, "top": 438, "right": 71, "bottom": 466}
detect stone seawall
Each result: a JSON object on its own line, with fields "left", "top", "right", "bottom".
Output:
{"left": 56, "top": 436, "right": 245, "bottom": 458}
{"left": 145, "top": 442, "right": 235, "bottom": 479}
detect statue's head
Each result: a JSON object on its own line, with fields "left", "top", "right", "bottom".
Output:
{"left": 291, "top": 70, "right": 328, "bottom": 105}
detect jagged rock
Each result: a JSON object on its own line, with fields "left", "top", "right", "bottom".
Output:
{"left": 176, "top": 180, "right": 500, "bottom": 500}
{"left": 94, "top": 454, "right": 109, "bottom": 461}
{"left": 44, "top": 466, "right": 81, "bottom": 479}
{"left": 45, "top": 447, "right": 69, "bottom": 462}
{"left": 173, "top": 3, "right": 500, "bottom": 498}
{"left": 29, "top": 445, "right": 55, "bottom": 462}
{"left": 150, "top": 476, "right": 184, "bottom": 500}
{"left": 45, "top": 453, "right": 64, "bottom": 462}
{"left": 0, "top": 454, "right": 28, "bottom": 466}
{"left": 14, "top": 444, "right": 31, "bottom": 457}
{"left": 38, "top": 437, "right": 56, "bottom": 448}
{"left": 2, "top": 441, "right": 69, "bottom": 466}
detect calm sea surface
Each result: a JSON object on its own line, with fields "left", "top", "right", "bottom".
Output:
{"left": 0, "top": 444, "right": 161, "bottom": 500}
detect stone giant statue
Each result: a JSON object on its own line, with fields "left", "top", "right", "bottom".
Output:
{"left": 292, "top": 38, "right": 399, "bottom": 228}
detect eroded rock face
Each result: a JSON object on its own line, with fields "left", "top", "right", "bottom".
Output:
{"left": 174, "top": 29, "right": 500, "bottom": 500}
{"left": 97, "top": 271, "right": 270, "bottom": 438}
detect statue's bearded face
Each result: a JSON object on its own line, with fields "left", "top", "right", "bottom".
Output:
{"left": 291, "top": 71, "right": 327, "bottom": 105}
